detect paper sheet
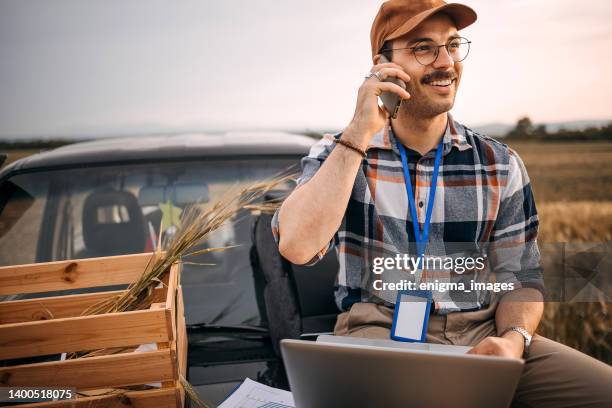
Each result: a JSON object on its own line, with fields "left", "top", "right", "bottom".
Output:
{"left": 218, "top": 378, "right": 295, "bottom": 408}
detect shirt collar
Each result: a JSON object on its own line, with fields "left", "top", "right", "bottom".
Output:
{"left": 366, "top": 112, "right": 473, "bottom": 158}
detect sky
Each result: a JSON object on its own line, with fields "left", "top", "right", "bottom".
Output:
{"left": 0, "top": 0, "right": 611, "bottom": 138}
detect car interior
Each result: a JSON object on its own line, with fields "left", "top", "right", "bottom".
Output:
{"left": 78, "top": 189, "right": 147, "bottom": 258}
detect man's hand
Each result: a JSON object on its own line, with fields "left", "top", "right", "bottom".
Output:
{"left": 467, "top": 331, "right": 525, "bottom": 359}
{"left": 346, "top": 57, "right": 411, "bottom": 149}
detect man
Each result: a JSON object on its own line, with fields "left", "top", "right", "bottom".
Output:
{"left": 271, "top": 0, "right": 612, "bottom": 406}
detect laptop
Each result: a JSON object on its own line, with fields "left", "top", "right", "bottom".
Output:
{"left": 280, "top": 336, "right": 524, "bottom": 408}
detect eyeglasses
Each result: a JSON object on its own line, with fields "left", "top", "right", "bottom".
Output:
{"left": 384, "top": 37, "right": 471, "bottom": 66}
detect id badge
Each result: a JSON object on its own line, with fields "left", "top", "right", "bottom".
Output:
{"left": 390, "top": 290, "right": 432, "bottom": 342}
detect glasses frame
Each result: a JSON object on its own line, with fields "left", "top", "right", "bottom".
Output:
{"left": 385, "top": 37, "right": 472, "bottom": 66}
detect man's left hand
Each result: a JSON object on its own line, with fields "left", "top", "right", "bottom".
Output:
{"left": 467, "top": 331, "right": 525, "bottom": 359}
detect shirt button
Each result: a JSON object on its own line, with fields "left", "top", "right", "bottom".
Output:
{"left": 418, "top": 201, "right": 424, "bottom": 208}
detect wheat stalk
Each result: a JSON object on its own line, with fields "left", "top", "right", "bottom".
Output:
{"left": 81, "top": 172, "right": 295, "bottom": 317}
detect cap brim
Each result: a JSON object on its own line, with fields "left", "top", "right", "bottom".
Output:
{"left": 387, "top": 3, "right": 477, "bottom": 43}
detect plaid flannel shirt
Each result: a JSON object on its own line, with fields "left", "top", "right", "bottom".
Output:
{"left": 271, "top": 113, "right": 544, "bottom": 314}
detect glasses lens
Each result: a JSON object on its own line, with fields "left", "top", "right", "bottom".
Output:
{"left": 447, "top": 38, "right": 470, "bottom": 62}
{"left": 413, "top": 41, "right": 437, "bottom": 65}
{"left": 412, "top": 38, "right": 471, "bottom": 65}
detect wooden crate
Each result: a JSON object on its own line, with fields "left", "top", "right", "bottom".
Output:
{"left": 0, "top": 252, "right": 188, "bottom": 408}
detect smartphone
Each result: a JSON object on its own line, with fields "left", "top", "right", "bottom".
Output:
{"left": 378, "top": 54, "right": 406, "bottom": 119}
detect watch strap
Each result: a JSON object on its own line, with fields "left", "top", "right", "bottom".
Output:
{"left": 500, "top": 326, "right": 532, "bottom": 357}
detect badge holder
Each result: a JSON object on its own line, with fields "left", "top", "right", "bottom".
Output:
{"left": 390, "top": 290, "right": 432, "bottom": 343}
{"left": 390, "top": 138, "right": 441, "bottom": 344}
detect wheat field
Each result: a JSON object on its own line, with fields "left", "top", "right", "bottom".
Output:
{"left": 1, "top": 149, "right": 41, "bottom": 167}
{"left": 509, "top": 141, "right": 611, "bottom": 363}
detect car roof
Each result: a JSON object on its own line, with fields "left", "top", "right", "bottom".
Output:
{"left": 1, "top": 131, "right": 318, "bottom": 178}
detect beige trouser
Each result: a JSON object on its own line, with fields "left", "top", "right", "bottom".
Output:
{"left": 334, "top": 301, "right": 612, "bottom": 408}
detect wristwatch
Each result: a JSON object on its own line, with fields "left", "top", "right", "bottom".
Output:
{"left": 500, "top": 326, "right": 532, "bottom": 357}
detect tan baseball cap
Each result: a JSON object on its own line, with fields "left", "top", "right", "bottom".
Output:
{"left": 370, "top": 0, "right": 477, "bottom": 59}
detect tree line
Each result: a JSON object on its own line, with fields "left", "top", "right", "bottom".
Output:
{"left": 505, "top": 117, "right": 612, "bottom": 141}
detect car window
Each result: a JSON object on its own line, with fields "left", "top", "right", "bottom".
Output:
{"left": 0, "top": 158, "right": 297, "bottom": 327}
{"left": 0, "top": 175, "right": 48, "bottom": 266}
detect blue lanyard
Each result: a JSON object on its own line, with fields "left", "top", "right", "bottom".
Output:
{"left": 395, "top": 137, "right": 444, "bottom": 271}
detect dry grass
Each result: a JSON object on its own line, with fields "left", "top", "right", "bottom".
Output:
{"left": 508, "top": 141, "right": 612, "bottom": 202}
{"left": 510, "top": 141, "right": 612, "bottom": 363}
{"left": 0, "top": 149, "right": 41, "bottom": 169}
{"left": 537, "top": 201, "right": 612, "bottom": 243}
{"left": 540, "top": 302, "right": 611, "bottom": 362}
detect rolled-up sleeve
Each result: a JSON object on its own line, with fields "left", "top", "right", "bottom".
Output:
{"left": 489, "top": 148, "right": 545, "bottom": 296}
{"left": 271, "top": 133, "right": 340, "bottom": 266}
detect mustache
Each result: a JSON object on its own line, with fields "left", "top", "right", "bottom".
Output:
{"left": 421, "top": 71, "right": 456, "bottom": 84}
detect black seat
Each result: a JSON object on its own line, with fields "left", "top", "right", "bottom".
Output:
{"left": 78, "top": 189, "right": 146, "bottom": 258}
{"left": 251, "top": 194, "right": 340, "bottom": 356}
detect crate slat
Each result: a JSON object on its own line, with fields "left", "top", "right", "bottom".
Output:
{"left": 0, "top": 349, "right": 175, "bottom": 390}
{"left": 177, "top": 285, "right": 187, "bottom": 379}
{"left": 0, "top": 290, "right": 123, "bottom": 324}
{"left": 177, "top": 284, "right": 188, "bottom": 407}
{"left": 13, "top": 388, "right": 179, "bottom": 408}
{"left": 166, "top": 263, "right": 179, "bottom": 343}
{"left": 0, "top": 287, "right": 167, "bottom": 325}
{"left": 0, "top": 252, "right": 158, "bottom": 296}
{"left": 0, "top": 308, "right": 169, "bottom": 360}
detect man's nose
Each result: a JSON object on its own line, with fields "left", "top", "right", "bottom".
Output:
{"left": 433, "top": 45, "right": 454, "bottom": 69}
